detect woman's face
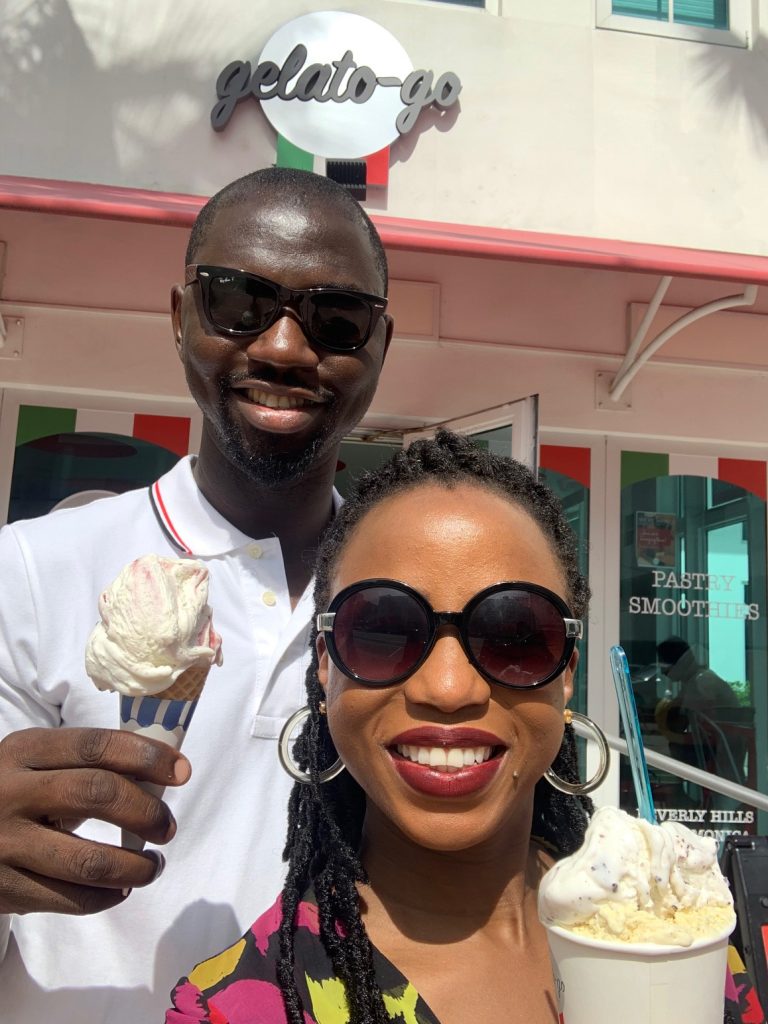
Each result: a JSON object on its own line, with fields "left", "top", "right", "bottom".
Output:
{"left": 317, "top": 482, "right": 578, "bottom": 854}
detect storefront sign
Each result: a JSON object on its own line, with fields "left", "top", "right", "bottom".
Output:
{"left": 628, "top": 570, "right": 760, "bottom": 620}
{"left": 211, "top": 11, "right": 462, "bottom": 158}
{"left": 655, "top": 807, "right": 754, "bottom": 842}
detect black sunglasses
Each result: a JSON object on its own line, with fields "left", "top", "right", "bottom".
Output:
{"left": 185, "top": 264, "right": 388, "bottom": 353}
{"left": 317, "top": 579, "right": 582, "bottom": 690}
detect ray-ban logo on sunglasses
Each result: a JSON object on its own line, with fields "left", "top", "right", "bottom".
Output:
{"left": 211, "top": 11, "right": 462, "bottom": 159}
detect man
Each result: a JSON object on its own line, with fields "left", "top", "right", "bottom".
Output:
{"left": 0, "top": 167, "right": 393, "bottom": 1020}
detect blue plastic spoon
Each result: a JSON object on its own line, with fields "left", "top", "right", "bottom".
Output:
{"left": 609, "top": 645, "right": 656, "bottom": 824}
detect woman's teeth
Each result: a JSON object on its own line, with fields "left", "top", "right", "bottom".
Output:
{"left": 395, "top": 745, "right": 493, "bottom": 768}
{"left": 247, "top": 389, "right": 310, "bottom": 409}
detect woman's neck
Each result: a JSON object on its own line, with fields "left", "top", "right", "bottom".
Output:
{"left": 358, "top": 801, "right": 547, "bottom": 942}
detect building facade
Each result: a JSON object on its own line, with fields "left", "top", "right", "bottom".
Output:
{"left": 2, "top": 0, "right": 768, "bottom": 830}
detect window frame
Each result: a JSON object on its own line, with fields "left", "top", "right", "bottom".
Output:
{"left": 595, "top": 0, "right": 752, "bottom": 47}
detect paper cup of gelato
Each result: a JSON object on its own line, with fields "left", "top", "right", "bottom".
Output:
{"left": 546, "top": 922, "right": 733, "bottom": 1024}
{"left": 539, "top": 806, "right": 736, "bottom": 1024}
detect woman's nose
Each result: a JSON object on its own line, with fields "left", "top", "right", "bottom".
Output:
{"left": 403, "top": 631, "right": 491, "bottom": 714}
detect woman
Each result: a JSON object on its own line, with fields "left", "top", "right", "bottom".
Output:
{"left": 167, "top": 432, "right": 760, "bottom": 1024}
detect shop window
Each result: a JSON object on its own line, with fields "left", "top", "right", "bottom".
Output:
{"left": 618, "top": 451, "right": 767, "bottom": 837}
{"left": 1, "top": 400, "right": 193, "bottom": 525}
{"left": 596, "top": 0, "right": 750, "bottom": 46}
{"left": 335, "top": 439, "right": 401, "bottom": 499}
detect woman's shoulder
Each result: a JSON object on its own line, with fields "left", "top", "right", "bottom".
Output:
{"left": 167, "top": 895, "right": 322, "bottom": 1023}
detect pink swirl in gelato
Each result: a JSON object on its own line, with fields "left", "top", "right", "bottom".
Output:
{"left": 85, "top": 555, "right": 223, "bottom": 697}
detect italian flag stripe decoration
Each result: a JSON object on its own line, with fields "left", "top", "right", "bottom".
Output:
{"left": 15, "top": 405, "right": 191, "bottom": 458}
{"left": 621, "top": 450, "right": 766, "bottom": 501}
{"left": 275, "top": 134, "right": 314, "bottom": 171}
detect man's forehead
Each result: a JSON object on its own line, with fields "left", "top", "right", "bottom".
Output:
{"left": 195, "top": 196, "right": 379, "bottom": 284}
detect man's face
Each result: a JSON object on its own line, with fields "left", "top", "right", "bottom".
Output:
{"left": 172, "top": 197, "right": 391, "bottom": 485}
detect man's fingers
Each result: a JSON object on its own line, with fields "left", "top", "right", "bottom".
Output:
{"left": 2, "top": 823, "right": 165, "bottom": 893}
{"left": 20, "top": 770, "right": 177, "bottom": 843}
{"left": 0, "top": 727, "right": 186, "bottom": 916}
{"left": 1, "top": 727, "right": 191, "bottom": 786}
{"left": 0, "top": 865, "right": 128, "bottom": 916}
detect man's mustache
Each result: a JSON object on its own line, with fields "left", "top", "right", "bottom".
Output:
{"left": 224, "top": 371, "right": 334, "bottom": 404}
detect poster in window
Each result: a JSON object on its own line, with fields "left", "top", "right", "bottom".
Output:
{"left": 635, "top": 512, "right": 677, "bottom": 567}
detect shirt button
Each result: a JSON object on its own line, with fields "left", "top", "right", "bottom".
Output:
{"left": 247, "top": 543, "right": 263, "bottom": 558}
{"left": 262, "top": 591, "right": 277, "bottom": 607}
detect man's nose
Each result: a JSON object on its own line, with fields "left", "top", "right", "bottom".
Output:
{"left": 244, "top": 308, "right": 319, "bottom": 370}
{"left": 403, "top": 631, "right": 491, "bottom": 714}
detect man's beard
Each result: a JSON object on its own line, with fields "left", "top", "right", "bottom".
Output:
{"left": 213, "top": 392, "right": 337, "bottom": 486}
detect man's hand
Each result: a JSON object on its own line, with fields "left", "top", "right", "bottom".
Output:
{"left": 0, "top": 727, "right": 191, "bottom": 916}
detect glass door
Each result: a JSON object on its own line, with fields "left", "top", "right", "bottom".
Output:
{"left": 404, "top": 394, "right": 539, "bottom": 471}
{"left": 616, "top": 450, "right": 767, "bottom": 836}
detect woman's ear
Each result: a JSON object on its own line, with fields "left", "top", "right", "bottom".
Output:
{"left": 316, "top": 634, "right": 329, "bottom": 693}
{"left": 563, "top": 648, "right": 579, "bottom": 705}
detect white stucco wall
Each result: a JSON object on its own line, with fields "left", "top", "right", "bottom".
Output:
{"left": 2, "top": 0, "right": 768, "bottom": 255}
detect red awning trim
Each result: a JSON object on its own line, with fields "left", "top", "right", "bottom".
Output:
{"left": 2, "top": 174, "right": 768, "bottom": 284}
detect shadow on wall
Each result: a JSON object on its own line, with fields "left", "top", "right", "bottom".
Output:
{"left": 0, "top": 0, "right": 247, "bottom": 191}
{"left": 693, "top": 28, "right": 768, "bottom": 151}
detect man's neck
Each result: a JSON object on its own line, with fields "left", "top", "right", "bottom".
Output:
{"left": 193, "top": 436, "right": 339, "bottom": 602}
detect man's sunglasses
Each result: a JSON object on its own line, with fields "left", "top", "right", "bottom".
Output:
{"left": 185, "top": 265, "right": 388, "bottom": 353}
{"left": 317, "top": 579, "right": 582, "bottom": 690}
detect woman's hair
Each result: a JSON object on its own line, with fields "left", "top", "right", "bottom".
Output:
{"left": 277, "top": 430, "right": 592, "bottom": 1024}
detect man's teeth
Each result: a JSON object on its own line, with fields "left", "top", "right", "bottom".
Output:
{"left": 395, "top": 745, "right": 493, "bottom": 768}
{"left": 247, "top": 389, "right": 310, "bottom": 409}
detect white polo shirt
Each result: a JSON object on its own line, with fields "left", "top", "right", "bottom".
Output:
{"left": 0, "top": 457, "right": 332, "bottom": 1022}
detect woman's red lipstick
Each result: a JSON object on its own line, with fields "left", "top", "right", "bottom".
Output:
{"left": 387, "top": 728, "right": 506, "bottom": 798}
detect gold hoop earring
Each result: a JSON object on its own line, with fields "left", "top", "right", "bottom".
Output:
{"left": 545, "top": 710, "right": 610, "bottom": 795}
{"left": 277, "top": 706, "right": 345, "bottom": 785}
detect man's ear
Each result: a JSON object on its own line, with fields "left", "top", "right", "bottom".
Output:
{"left": 316, "top": 634, "right": 329, "bottom": 693}
{"left": 171, "top": 284, "right": 184, "bottom": 359}
{"left": 563, "top": 648, "right": 579, "bottom": 705}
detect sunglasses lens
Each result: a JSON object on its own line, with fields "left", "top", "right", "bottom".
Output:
{"left": 332, "top": 587, "right": 430, "bottom": 683}
{"left": 467, "top": 590, "right": 567, "bottom": 686}
{"left": 208, "top": 272, "right": 278, "bottom": 333}
{"left": 308, "top": 292, "right": 374, "bottom": 349}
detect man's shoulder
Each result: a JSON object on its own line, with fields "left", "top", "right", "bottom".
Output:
{"left": 1, "top": 458, "right": 194, "bottom": 559}
{"left": 2, "top": 485, "right": 151, "bottom": 553}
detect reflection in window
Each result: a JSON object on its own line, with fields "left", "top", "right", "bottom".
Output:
{"left": 619, "top": 464, "right": 766, "bottom": 837}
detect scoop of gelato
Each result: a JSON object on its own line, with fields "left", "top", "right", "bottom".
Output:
{"left": 85, "top": 555, "right": 222, "bottom": 697}
{"left": 538, "top": 806, "right": 734, "bottom": 946}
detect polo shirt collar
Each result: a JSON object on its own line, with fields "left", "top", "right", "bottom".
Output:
{"left": 150, "top": 455, "right": 342, "bottom": 557}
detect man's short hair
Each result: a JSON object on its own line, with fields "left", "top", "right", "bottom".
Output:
{"left": 186, "top": 167, "right": 388, "bottom": 292}
{"left": 657, "top": 636, "right": 690, "bottom": 664}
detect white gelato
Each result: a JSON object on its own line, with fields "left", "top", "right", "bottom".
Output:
{"left": 538, "top": 806, "right": 735, "bottom": 946}
{"left": 85, "top": 554, "right": 223, "bottom": 697}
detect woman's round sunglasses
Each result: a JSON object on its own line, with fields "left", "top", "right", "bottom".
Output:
{"left": 185, "top": 264, "right": 388, "bottom": 353}
{"left": 317, "top": 579, "right": 582, "bottom": 690}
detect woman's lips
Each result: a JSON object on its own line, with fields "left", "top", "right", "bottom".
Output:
{"left": 387, "top": 727, "right": 507, "bottom": 798}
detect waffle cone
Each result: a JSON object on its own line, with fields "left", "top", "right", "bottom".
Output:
{"left": 154, "top": 664, "right": 210, "bottom": 701}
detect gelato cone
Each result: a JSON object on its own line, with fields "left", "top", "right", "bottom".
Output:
{"left": 86, "top": 555, "right": 222, "bottom": 850}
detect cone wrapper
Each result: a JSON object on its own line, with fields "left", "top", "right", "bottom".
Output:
{"left": 118, "top": 665, "right": 208, "bottom": 851}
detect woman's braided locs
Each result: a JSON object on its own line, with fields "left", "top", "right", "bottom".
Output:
{"left": 276, "top": 430, "right": 593, "bottom": 1024}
